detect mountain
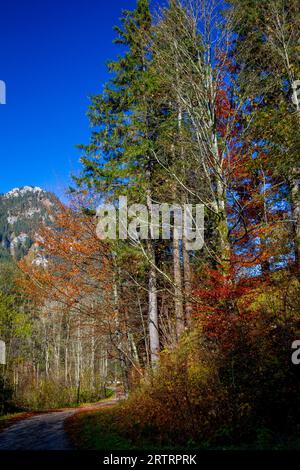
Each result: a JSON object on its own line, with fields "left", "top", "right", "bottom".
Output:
{"left": 0, "top": 186, "right": 60, "bottom": 261}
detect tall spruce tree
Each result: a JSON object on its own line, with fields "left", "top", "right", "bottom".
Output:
{"left": 76, "top": 0, "right": 162, "bottom": 367}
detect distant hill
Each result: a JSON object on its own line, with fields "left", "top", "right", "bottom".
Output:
{"left": 0, "top": 186, "right": 60, "bottom": 261}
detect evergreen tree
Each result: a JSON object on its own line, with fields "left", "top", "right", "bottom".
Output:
{"left": 76, "top": 0, "right": 162, "bottom": 367}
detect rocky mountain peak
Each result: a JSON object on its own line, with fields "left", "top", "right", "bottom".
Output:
{"left": 0, "top": 186, "right": 59, "bottom": 260}
{"left": 4, "top": 186, "right": 44, "bottom": 199}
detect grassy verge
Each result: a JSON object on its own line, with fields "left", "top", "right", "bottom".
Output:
{"left": 8, "top": 388, "right": 115, "bottom": 413}
{"left": 65, "top": 404, "right": 300, "bottom": 451}
{"left": 66, "top": 406, "right": 135, "bottom": 450}
{"left": 65, "top": 404, "right": 188, "bottom": 451}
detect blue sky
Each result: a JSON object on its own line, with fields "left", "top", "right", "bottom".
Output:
{"left": 0, "top": 0, "right": 148, "bottom": 199}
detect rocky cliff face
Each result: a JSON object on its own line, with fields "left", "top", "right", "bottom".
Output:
{"left": 0, "top": 186, "right": 59, "bottom": 260}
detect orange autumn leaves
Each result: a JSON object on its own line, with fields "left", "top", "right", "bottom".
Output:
{"left": 18, "top": 204, "right": 114, "bottom": 321}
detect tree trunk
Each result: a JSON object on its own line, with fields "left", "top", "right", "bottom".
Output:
{"left": 113, "top": 264, "right": 130, "bottom": 394}
{"left": 183, "top": 234, "right": 192, "bottom": 325}
{"left": 90, "top": 322, "right": 95, "bottom": 390}
{"left": 147, "top": 189, "right": 160, "bottom": 367}
{"left": 148, "top": 246, "right": 159, "bottom": 365}
{"left": 76, "top": 322, "right": 82, "bottom": 402}
{"left": 216, "top": 173, "right": 231, "bottom": 273}
{"left": 290, "top": 170, "right": 300, "bottom": 270}
{"left": 64, "top": 322, "right": 69, "bottom": 386}
{"left": 137, "top": 292, "right": 150, "bottom": 368}
{"left": 173, "top": 236, "right": 185, "bottom": 338}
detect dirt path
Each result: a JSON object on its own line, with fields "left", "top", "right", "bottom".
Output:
{"left": 0, "top": 399, "right": 118, "bottom": 450}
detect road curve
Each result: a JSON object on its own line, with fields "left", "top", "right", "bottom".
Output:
{"left": 0, "top": 399, "right": 118, "bottom": 451}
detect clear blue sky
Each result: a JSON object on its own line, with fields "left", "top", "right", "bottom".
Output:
{"left": 0, "top": 0, "right": 148, "bottom": 199}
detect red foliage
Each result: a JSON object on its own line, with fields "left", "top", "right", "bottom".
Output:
{"left": 193, "top": 267, "right": 264, "bottom": 351}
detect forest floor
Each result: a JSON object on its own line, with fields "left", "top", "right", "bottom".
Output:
{"left": 0, "top": 398, "right": 118, "bottom": 450}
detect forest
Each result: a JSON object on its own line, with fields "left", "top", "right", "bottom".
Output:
{"left": 0, "top": 0, "right": 300, "bottom": 451}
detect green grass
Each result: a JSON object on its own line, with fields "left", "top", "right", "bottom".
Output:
{"left": 66, "top": 407, "right": 300, "bottom": 451}
{"left": 66, "top": 406, "right": 197, "bottom": 451}
{"left": 66, "top": 407, "right": 135, "bottom": 450}
{"left": 13, "top": 387, "right": 115, "bottom": 413}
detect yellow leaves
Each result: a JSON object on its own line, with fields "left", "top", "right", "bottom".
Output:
{"left": 187, "top": 363, "right": 210, "bottom": 386}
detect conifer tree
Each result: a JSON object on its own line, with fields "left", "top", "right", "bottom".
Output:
{"left": 76, "top": 0, "right": 161, "bottom": 366}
